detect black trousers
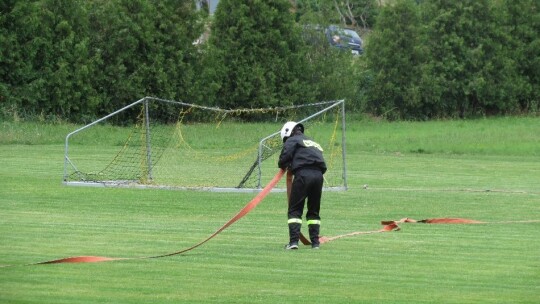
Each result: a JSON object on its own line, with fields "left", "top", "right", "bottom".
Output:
{"left": 288, "top": 168, "right": 323, "bottom": 221}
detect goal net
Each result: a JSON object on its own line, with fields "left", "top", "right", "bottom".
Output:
{"left": 63, "top": 97, "right": 347, "bottom": 192}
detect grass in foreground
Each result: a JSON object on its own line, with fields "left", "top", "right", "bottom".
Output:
{"left": 0, "top": 118, "right": 539, "bottom": 303}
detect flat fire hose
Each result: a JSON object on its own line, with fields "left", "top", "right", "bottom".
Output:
{"left": 320, "top": 217, "right": 540, "bottom": 243}
{"left": 21, "top": 169, "right": 287, "bottom": 265}
{"left": 320, "top": 218, "right": 487, "bottom": 243}
{"left": 3, "top": 166, "right": 538, "bottom": 267}
{"left": 319, "top": 218, "right": 479, "bottom": 243}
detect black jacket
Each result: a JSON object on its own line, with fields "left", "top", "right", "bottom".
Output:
{"left": 278, "top": 134, "right": 327, "bottom": 174}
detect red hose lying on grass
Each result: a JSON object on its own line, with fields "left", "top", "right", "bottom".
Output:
{"left": 34, "top": 169, "right": 287, "bottom": 265}
{"left": 34, "top": 217, "right": 491, "bottom": 264}
{"left": 381, "top": 217, "right": 484, "bottom": 225}
{"left": 320, "top": 217, "right": 485, "bottom": 244}
{"left": 3, "top": 168, "right": 536, "bottom": 266}
{"left": 319, "top": 218, "right": 540, "bottom": 242}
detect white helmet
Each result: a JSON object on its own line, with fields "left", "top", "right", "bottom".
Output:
{"left": 280, "top": 121, "right": 304, "bottom": 142}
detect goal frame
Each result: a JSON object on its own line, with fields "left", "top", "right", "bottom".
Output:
{"left": 63, "top": 97, "right": 347, "bottom": 192}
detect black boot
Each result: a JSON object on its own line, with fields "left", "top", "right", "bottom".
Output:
{"left": 308, "top": 224, "right": 320, "bottom": 249}
{"left": 285, "top": 223, "right": 301, "bottom": 249}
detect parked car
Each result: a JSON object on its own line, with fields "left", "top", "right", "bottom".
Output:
{"left": 325, "top": 25, "right": 363, "bottom": 55}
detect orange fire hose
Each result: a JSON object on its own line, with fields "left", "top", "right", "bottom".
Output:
{"left": 27, "top": 169, "right": 287, "bottom": 265}
{"left": 3, "top": 166, "right": 537, "bottom": 267}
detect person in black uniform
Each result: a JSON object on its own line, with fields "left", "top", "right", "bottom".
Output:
{"left": 278, "top": 121, "right": 327, "bottom": 250}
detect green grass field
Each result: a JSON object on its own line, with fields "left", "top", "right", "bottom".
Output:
{"left": 1, "top": 117, "right": 539, "bottom": 303}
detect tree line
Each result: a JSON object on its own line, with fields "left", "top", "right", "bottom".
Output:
{"left": 1, "top": 0, "right": 538, "bottom": 123}
{"left": 365, "top": 0, "right": 539, "bottom": 119}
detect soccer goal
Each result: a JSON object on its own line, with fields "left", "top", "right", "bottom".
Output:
{"left": 63, "top": 97, "right": 347, "bottom": 192}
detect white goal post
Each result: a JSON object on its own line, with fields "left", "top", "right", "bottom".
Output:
{"left": 63, "top": 97, "right": 347, "bottom": 192}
